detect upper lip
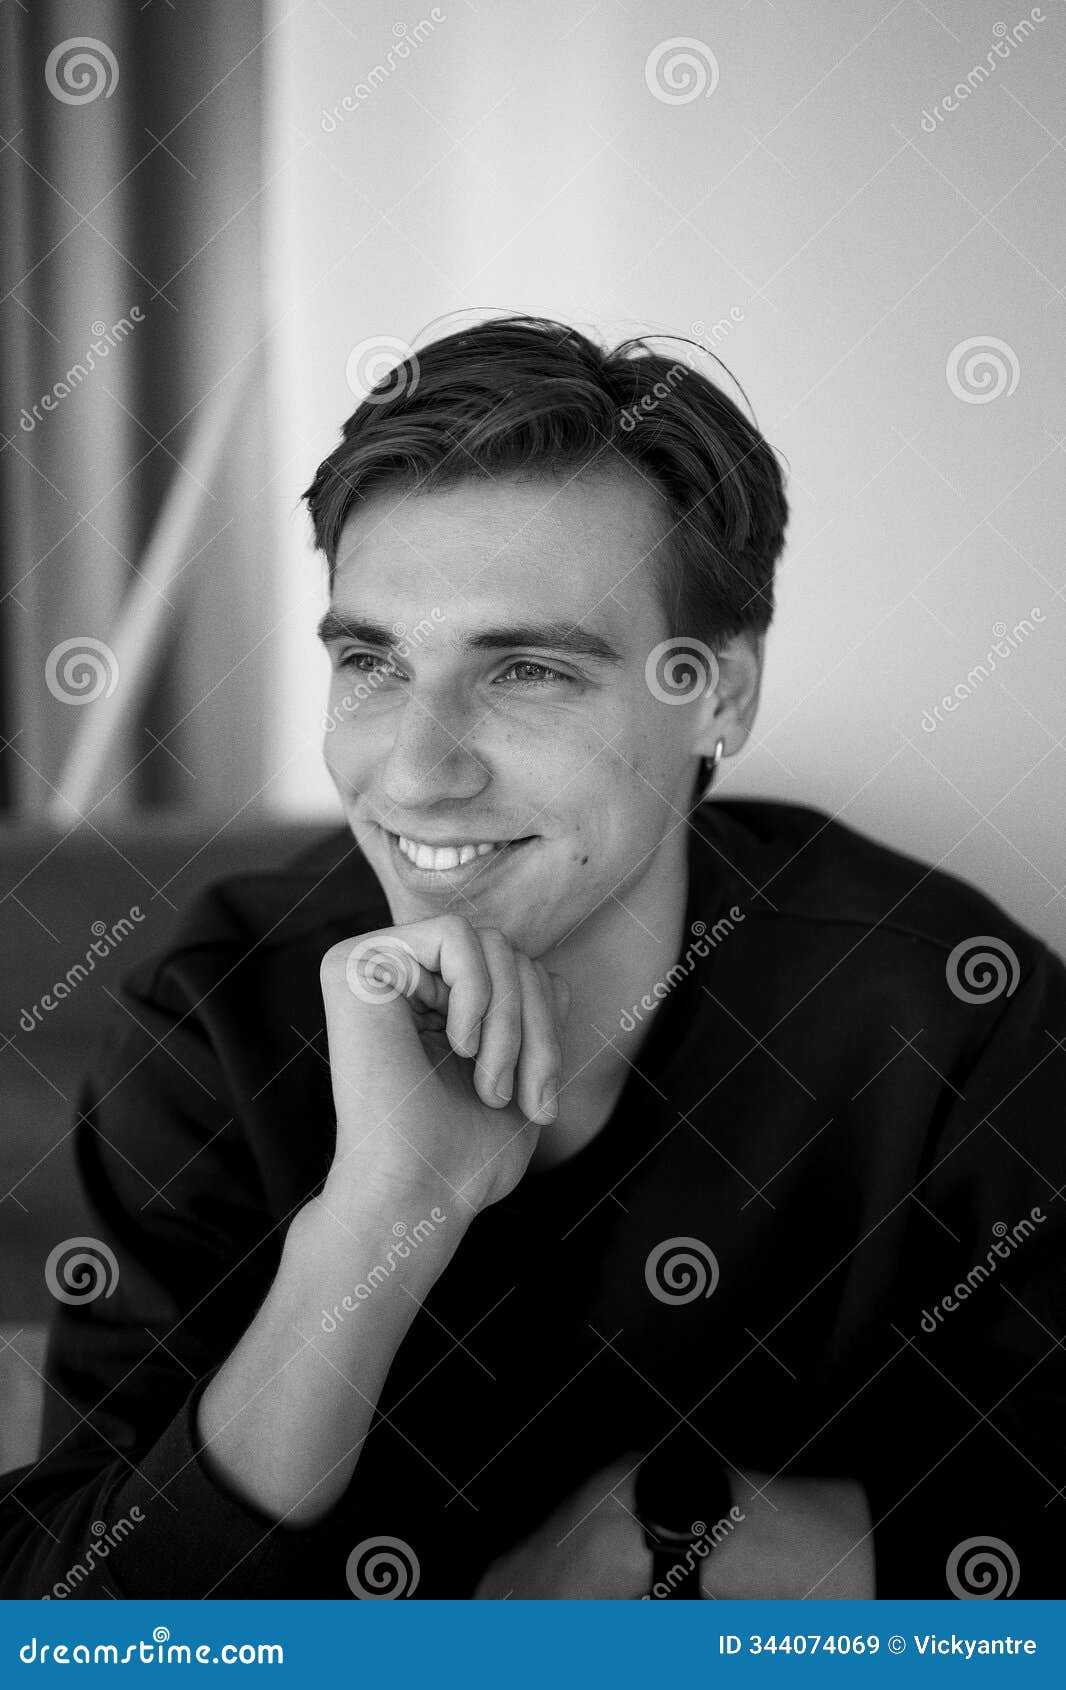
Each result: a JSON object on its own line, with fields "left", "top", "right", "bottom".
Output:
{"left": 383, "top": 826, "right": 532, "bottom": 848}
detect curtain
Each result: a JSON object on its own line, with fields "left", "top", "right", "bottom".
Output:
{"left": 0, "top": 0, "right": 272, "bottom": 821}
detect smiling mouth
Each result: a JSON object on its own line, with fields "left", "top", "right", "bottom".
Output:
{"left": 384, "top": 829, "right": 537, "bottom": 877}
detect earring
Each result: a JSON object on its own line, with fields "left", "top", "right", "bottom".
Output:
{"left": 696, "top": 738, "right": 725, "bottom": 804}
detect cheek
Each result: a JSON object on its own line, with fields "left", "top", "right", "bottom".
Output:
{"left": 557, "top": 816, "right": 608, "bottom": 874}
{"left": 555, "top": 804, "right": 662, "bottom": 888}
{"left": 629, "top": 724, "right": 675, "bottom": 782}
{"left": 323, "top": 715, "right": 376, "bottom": 766}
{"left": 586, "top": 718, "right": 664, "bottom": 795}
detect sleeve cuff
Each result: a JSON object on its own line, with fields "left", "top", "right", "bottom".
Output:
{"left": 101, "top": 1368, "right": 346, "bottom": 1598}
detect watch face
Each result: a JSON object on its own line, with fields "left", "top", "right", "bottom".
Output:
{"left": 635, "top": 1429, "right": 733, "bottom": 1536}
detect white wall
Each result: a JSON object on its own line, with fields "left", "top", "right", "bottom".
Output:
{"left": 262, "top": 0, "right": 1065, "bottom": 954}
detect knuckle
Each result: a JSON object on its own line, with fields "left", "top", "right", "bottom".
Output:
{"left": 320, "top": 938, "right": 355, "bottom": 978}
{"left": 435, "top": 912, "right": 474, "bottom": 941}
{"left": 455, "top": 943, "right": 493, "bottom": 1001}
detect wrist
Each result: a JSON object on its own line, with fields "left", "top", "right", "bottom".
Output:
{"left": 319, "top": 1161, "right": 459, "bottom": 1227}
{"left": 634, "top": 1437, "right": 739, "bottom": 1599}
{"left": 306, "top": 1175, "right": 468, "bottom": 1266}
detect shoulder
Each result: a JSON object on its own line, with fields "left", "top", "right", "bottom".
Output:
{"left": 697, "top": 796, "right": 1060, "bottom": 988}
{"left": 118, "top": 825, "right": 391, "bottom": 1011}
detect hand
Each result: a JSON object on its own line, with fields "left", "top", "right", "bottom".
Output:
{"left": 699, "top": 1468, "right": 875, "bottom": 1599}
{"left": 473, "top": 1456, "right": 875, "bottom": 1600}
{"left": 474, "top": 1452, "right": 651, "bottom": 1599}
{"left": 319, "top": 915, "right": 570, "bottom": 1215}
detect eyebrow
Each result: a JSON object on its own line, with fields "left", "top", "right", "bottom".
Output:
{"left": 315, "top": 610, "right": 626, "bottom": 666}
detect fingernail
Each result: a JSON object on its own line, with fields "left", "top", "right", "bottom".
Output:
{"left": 493, "top": 1074, "right": 513, "bottom": 1103}
{"left": 539, "top": 1077, "right": 559, "bottom": 1117}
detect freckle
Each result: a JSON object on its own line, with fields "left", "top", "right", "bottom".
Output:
{"left": 579, "top": 854, "right": 589, "bottom": 866}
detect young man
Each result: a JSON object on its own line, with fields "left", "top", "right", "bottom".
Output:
{"left": 2, "top": 317, "right": 1063, "bottom": 1599}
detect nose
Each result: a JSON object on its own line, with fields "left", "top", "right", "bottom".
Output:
{"left": 378, "top": 690, "right": 489, "bottom": 811}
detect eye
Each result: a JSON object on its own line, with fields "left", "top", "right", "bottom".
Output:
{"left": 337, "top": 650, "right": 400, "bottom": 678}
{"left": 497, "top": 659, "right": 573, "bottom": 687}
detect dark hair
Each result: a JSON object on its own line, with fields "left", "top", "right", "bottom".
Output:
{"left": 302, "top": 314, "right": 788, "bottom": 651}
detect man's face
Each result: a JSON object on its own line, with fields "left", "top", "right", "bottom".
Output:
{"left": 319, "top": 468, "right": 703, "bottom": 957}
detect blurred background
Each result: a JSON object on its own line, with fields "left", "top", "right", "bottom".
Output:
{"left": 1, "top": 0, "right": 1063, "bottom": 1467}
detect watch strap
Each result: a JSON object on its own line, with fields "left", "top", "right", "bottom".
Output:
{"left": 642, "top": 1522, "right": 705, "bottom": 1598}
{"left": 634, "top": 1428, "right": 733, "bottom": 1599}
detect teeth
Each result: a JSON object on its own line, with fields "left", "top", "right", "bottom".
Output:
{"left": 396, "top": 835, "right": 503, "bottom": 871}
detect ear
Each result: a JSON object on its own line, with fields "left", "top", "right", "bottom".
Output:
{"left": 692, "top": 631, "right": 764, "bottom": 760}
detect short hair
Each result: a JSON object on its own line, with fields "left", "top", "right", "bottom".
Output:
{"left": 302, "top": 314, "right": 788, "bottom": 652}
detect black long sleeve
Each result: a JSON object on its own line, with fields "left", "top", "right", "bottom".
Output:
{"left": 0, "top": 956, "right": 346, "bottom": 1599}
{"left": 3, "top": 805, "right": 1063, "bottom": 1598}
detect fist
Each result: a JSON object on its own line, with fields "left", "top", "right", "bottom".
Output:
{"left": 319, "top": 914, "right": 571, "bottom": 1215}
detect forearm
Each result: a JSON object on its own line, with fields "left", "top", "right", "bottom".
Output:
{"left": 197, "top": 1178, "right": 466, "bottom": 1527}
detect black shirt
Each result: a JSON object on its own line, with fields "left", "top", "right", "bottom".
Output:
{"left": 2, "top": 799, "right": 1064, "bottom": 1598}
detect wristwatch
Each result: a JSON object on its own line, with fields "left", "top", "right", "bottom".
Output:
{"left": 634, "top": 1428, "right": 734, "bottom": 1598}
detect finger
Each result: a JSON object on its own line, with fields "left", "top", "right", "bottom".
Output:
{"left": 514, "top": 955, "right": 563, "bottom": 1123}
{"left": 337, "top": 931, "right": 440, "bottom": 1011}
{"left": 355, "top": 916, "right": 492, "bottom": 1060}
{"left": 472, "top": 928, "right": 524, "bottom": 1108}
{"left": 433, "top": 919, "right": 492, "bottom": 1059}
